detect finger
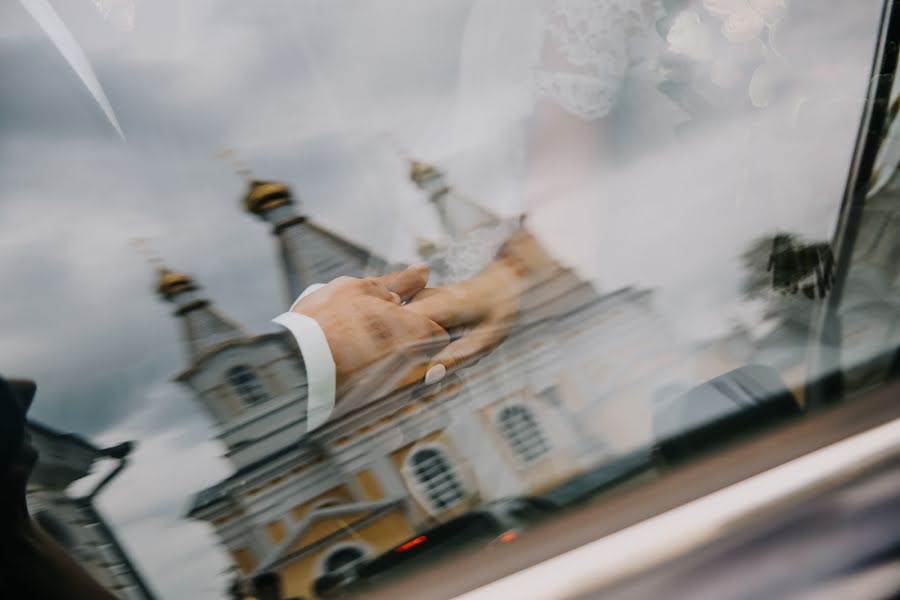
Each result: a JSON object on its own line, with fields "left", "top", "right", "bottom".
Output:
{"left": 374, "top": 263, "right": 430, "bottom": 301}
{"left": 354, "top": 278, "right": 397, "bottom": 302}
{"left": 405, "top": 287, "right": 482, "bottom": 329}
{"left": 390, "top": 322, "right": 451, "bottom": 390}
{"left": 409, "top": 287, "right": 440, "bottom": 302}
{"left": 391, "top": 307, "right": 451, "bottom": 350}
{"left": 424, "top": 319, "right": 507, "bottom": 375}
{"left": 362, "top": 283, "right": 401, "bottom": 305}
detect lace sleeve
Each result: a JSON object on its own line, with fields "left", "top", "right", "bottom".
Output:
{"left": 536, "top": 0, "right": 658, "bottom": 121}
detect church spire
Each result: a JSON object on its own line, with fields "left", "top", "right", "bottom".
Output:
{"left": 242, "top": 178, "right": 383, "bottom": 306}
{"left": 155, "top": 266, "right": 248, "bottom": 363}
{"left": 407, "top": 157, "right": 518, "bottom": 285}
{"left": 407, "top": 158, "right": 502, "bottom": 240}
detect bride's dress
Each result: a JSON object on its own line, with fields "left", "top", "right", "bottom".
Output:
{"left": 446, "top": 0, "right": 686, "bottom": 285}
{"left": 444, "top": 0, "right": 853, "bottom": 344}
{"left": 456, "top": 0, "right": 666, "bottom": 128}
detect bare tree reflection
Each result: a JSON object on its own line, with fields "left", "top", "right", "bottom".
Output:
{"left": 742, "top": 232, "right": 834, "bottom": 326}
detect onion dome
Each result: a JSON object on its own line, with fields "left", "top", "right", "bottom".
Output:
{"left": 243, "top": 179, "right": 293, "bottom": 215}
{"left": 156, "top": 267, "right": 196, "bottom": 300}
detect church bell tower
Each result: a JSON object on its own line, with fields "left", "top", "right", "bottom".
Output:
{"left": 243, "top": 179, "right": 386, "bottom": 306}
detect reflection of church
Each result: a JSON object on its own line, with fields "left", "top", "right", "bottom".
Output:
{"left": 25, "top": 421, "right": 157, "bottom": 599}
{"left": 155, "top": 162, "right": 747, "bottom": 598}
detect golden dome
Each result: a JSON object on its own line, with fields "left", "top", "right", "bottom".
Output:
{"left": 156, "top": 267, "right": 196, "bottom": 299}
{"left": 415, "top": 236, "right": 438, "bottom": 257}
{"left": 243, "top": 180, "right": 293, "bottom": 214}
{"left": 409, "top": 160, "right": 441, "bottom": 186}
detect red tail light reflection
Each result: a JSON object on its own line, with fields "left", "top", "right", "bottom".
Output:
{"left": 497, "top": 531, "right": 518, "bottom": 543}
{"left": 396, "top": 535, "right": 427, "bottom": 552}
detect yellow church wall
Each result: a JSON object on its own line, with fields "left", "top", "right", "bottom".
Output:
{"left": 265, "top": 520, "right": 286, "bottom": 544}
{"left": 355, "top": 469, "right": 385, "bottom": 500}
{"left": 231, "top": 548, "right": 256, "bottom": 574}
{"left": 277, "top": 508, "right": 415, "bottom": 599}
{"left": 275, "top": 553, "right": 317, "bottom": 599}
{"left": 289, "top": 485, "right": 352, "bottom": 521}
{"left": 288, "top": 511, "right": 369, "bottom": 553}
{"left": 241, "top": 459, "right": 326, "bottom": 501}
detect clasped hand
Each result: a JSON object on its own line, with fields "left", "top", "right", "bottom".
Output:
{"left": 291, "top": 255, "right": 525, "bottom": 399}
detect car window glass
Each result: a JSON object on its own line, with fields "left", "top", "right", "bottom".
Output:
{"left": 1, "top": 1, "right": 894, "bottom": 599}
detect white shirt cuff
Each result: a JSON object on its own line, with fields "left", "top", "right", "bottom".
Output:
{"left": 272, "top": 283, "right": 335, "bottom": 432}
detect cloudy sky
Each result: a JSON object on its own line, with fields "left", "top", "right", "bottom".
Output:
{"left": 1, "top": 1, "right": 473, "bottom": 597}
{"left": 0, "top": 0, "right": 886, "bottom": 598}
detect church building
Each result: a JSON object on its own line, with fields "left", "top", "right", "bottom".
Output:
{"left": 158, "top": 163, "right": 743, "bottom": 598}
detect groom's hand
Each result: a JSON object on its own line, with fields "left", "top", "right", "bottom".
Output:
{"left": 291, "top": 265, "right": 450, "bottom": 396}
{"left": 406, "top": 231, "right": 557, "bottom": 377}
{"left": 406, "top": 259, "right": 522, "bottom": 375}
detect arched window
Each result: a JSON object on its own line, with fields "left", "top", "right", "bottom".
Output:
{"left": 406, "top": 446, "right": 465, "bottom": 512}
{"left": 319, "top": 543, "right": 368, "bottom": 575}
{"left": 497, "top": 405, "right": 550, "bottom": 464}
{"left": 227, "top": 366, "right": 268, "bottom": 407}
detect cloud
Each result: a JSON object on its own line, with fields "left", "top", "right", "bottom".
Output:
{"left": 88, "top": 411, "right": 233, "bottom": 600}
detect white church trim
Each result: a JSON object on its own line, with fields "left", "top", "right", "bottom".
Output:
{"left": 256, "top": 498, "right": 402, "bottom": 573}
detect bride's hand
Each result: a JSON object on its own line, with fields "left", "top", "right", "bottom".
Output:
{"left": 406, "top": 259, "right": 521, "bottom": 377}
{"left": 406, "top": 231, "right": 556, "bottom": 377}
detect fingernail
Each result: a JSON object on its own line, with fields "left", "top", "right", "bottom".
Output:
{"left": 411, "top": 262, "right": 429, "bottom": 270}
{"left": 424, "top": 364, "right": 446, "bottom": 385}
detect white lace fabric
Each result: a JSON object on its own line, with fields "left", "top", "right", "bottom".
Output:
{"left": 535, "top": 0, "right": 663, "bottom": 120}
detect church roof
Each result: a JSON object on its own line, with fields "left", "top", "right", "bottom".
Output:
{"left": 186, "top": 441, "right": 320, "bottom": 516}
{"left": 154, "top": 264, "right": 252, "bottom": 364}
{"left": 301, "top": 219, "right": 380, "bottom": 263}
{"left": 187, "top": 484, "right": 230, "bottom": 515}
{"left": 173, "top": 332, "right": 287, "bottom": 381}
{"left": 178, "top": 301, "right": 251, "bottom": 363}
{"left": 27, "top": 420, "right": 100, "bottom": 454}
{"left": 239, "top": 176, "right": 394, "bottom": 303}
